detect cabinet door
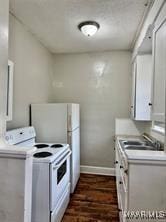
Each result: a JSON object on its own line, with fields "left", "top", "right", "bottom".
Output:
{"left": 131, "top": 55, "right": 152, "bottom": 121}
{"left": 135, "top": 55, "right": 152, "bottom": 121}
{"left": 131, "top": 61, "right": 136, "bottom": 119}
{"left": 115, "top": 150, "right": 120, "bottom": 203}
{"left": 152, "top": 18, "right": 166, "bottom": 122}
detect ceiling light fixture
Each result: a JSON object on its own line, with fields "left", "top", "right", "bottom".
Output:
{"left": 78, "top": 21, "right": 100, "bottom": 37}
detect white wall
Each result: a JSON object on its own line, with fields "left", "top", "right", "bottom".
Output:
{"left": 7, "top": 14, "right": 54, "bottom": 129}
{"left": 52, "top": 51, "right": 131, "bottom": 168}
{"left": 115, "top": 118, "right": 149, "bottom": 136}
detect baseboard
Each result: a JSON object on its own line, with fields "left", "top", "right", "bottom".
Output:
{"left": 80, "top": 165, "right": 115, "bottom": 176}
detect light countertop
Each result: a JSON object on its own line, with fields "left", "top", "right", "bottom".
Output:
{"left": 0, "top": 140, "right": 36, "bottom": 158}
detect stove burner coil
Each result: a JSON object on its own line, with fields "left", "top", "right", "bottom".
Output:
{"left": 51, "top": 144, "right": 63, "bottom": 148}
{"left": 34, "top": 144, "right": 49, "bottom": 149}
{"left": 33, "top": 152, "right": 52, "bottom": 158}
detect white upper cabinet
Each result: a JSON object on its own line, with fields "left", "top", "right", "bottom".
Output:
{"left": 131, "top": 54, "right": 152, "bottom": 121}
{"left": 152, "top": 17, "right": 166, "bottom": 123}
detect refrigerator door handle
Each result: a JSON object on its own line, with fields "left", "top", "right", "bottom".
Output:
{"left": 68, "top": 115, "right": 72, "bottom": 131}
{"left": 68, "top": 132, "right": 72, "bottom": 146}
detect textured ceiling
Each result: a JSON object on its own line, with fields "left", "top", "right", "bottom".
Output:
{"left": 9, "top": 0, "right": 153, "bottom": 54}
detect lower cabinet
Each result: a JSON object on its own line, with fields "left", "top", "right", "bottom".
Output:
{"left": 115, "top": 140, "right": 166, "bottom": 222}
{"left": 0, "top": 153, "right": 33, "bottom": 222}
{"left": 115, "top": 146, "right": 128, "bottom": 222}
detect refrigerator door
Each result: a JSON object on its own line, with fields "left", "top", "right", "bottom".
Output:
{"left": 67, "top": 104, "right": 80, "bottom": 132}
{"left": 68, "top": 127, "right": 80, "bottom": 193}
{"left": 31, "top": 104, "right": 68, "bottom": 143}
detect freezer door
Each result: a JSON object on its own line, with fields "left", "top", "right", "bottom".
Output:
{"left": 67, "top": 104, "right": 80, "bottom": 131}
{"left": 68, "top": 128, "right": 80, "bottom": 193}
{"left": 31, "top": 104, "right": 68, "bottom": 143}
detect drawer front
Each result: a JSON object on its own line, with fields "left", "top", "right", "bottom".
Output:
{"left": 120, "top": 166, "right": 128, "bottom": 192}
{"left": 117, "top": 142, "right": 128, "bottom": 170}
{"left": 51, "top": 183, "right": 70, "bottom": 222}
{"left": 118, "top": 179, "right": 127, "bottom": 222}
{"left": 119, "top": 212, "right": 124, "bottom": 222}
{"left": 120, "top": 179, "right": 127, "bottom": 213}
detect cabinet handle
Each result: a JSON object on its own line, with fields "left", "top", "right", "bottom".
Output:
{"left": 115, "top": 161, "right": 118, "bottom": 164}
{"left": 148, "top": 103, "right": 152, "bottom": 106}
{"left": 131, "top": 106, "right": 133, "bottom": 108}
{"left": 119, "top": 181, "right": 122, "bottom": 185}
{"left": 124, "top": 169, "right": 128, "bottom": 174}
{"left": 120, "top": 165, "right": 123, "bottom": 169}
{"left": 118, "top": 208, "right": 122, "bottom": 212}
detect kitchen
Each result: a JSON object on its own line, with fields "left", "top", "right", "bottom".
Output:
{"left": 0, "top": 0, "right": 166, "bottom": 222}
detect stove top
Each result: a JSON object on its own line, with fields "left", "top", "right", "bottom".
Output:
{"left": 33, "top": 144, "right": 70, "bottom": 163}
{"left": 5, "top": 127, "right": 70, "bottom": 163}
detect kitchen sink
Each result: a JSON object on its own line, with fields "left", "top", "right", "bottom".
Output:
{"left": 119, "top": 139, "right": 162, "bottom": 151}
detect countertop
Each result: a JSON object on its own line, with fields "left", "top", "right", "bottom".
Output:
{"left": 116, "top": 135, "right": 166, "bottom": 163}
{"left": 0, "top": 139, "right": 36, "bottom": 158}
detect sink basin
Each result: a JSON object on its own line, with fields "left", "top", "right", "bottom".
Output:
{"left": 122, "top": 141, "right": 143, "bottom": 146}
{"left": 124, "top": 145, "right": 156, "bottom": 151}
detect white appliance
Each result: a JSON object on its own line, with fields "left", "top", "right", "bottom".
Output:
{"left": 30, "top": 103, "right": 80, "bottom": 193}
{"left": 5, "top": 127, "right": 71, "bottom": 222}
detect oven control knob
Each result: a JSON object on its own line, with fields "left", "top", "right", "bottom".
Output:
{"left": 10, "top": 135, "right": 13, "bottom": 139}
{"left": 5, "top": 136, "right": 9, "bottom": 141}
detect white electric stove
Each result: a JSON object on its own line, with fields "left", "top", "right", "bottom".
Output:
{"left": 5, "top": 126, "right": 71, "bottom": 222}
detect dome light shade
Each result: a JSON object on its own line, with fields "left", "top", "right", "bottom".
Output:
{"left": 78, "top": 21, "right": 100, "bottom": 37}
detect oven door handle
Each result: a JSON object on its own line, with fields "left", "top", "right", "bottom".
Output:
{"left": 53, "top": 150, "right": 71, "bottom": 170}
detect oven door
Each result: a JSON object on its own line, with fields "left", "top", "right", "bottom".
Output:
{"left": 50, "top": 150, "right": 71, "bottom": 211}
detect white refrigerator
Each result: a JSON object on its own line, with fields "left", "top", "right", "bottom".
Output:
{"left": 30, "top": 103, "right": 80, "bottom": 193}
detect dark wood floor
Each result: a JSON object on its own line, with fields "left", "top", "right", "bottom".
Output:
{"left": 63, "top": 174, "right": 119, "bottom": 222}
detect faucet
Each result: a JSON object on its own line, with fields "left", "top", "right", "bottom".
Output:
{"left": 153, "top": 140, "right": 161, "bottom": 151}
{"left": 142, "top": 133, "right": 162, "bottom": 151}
